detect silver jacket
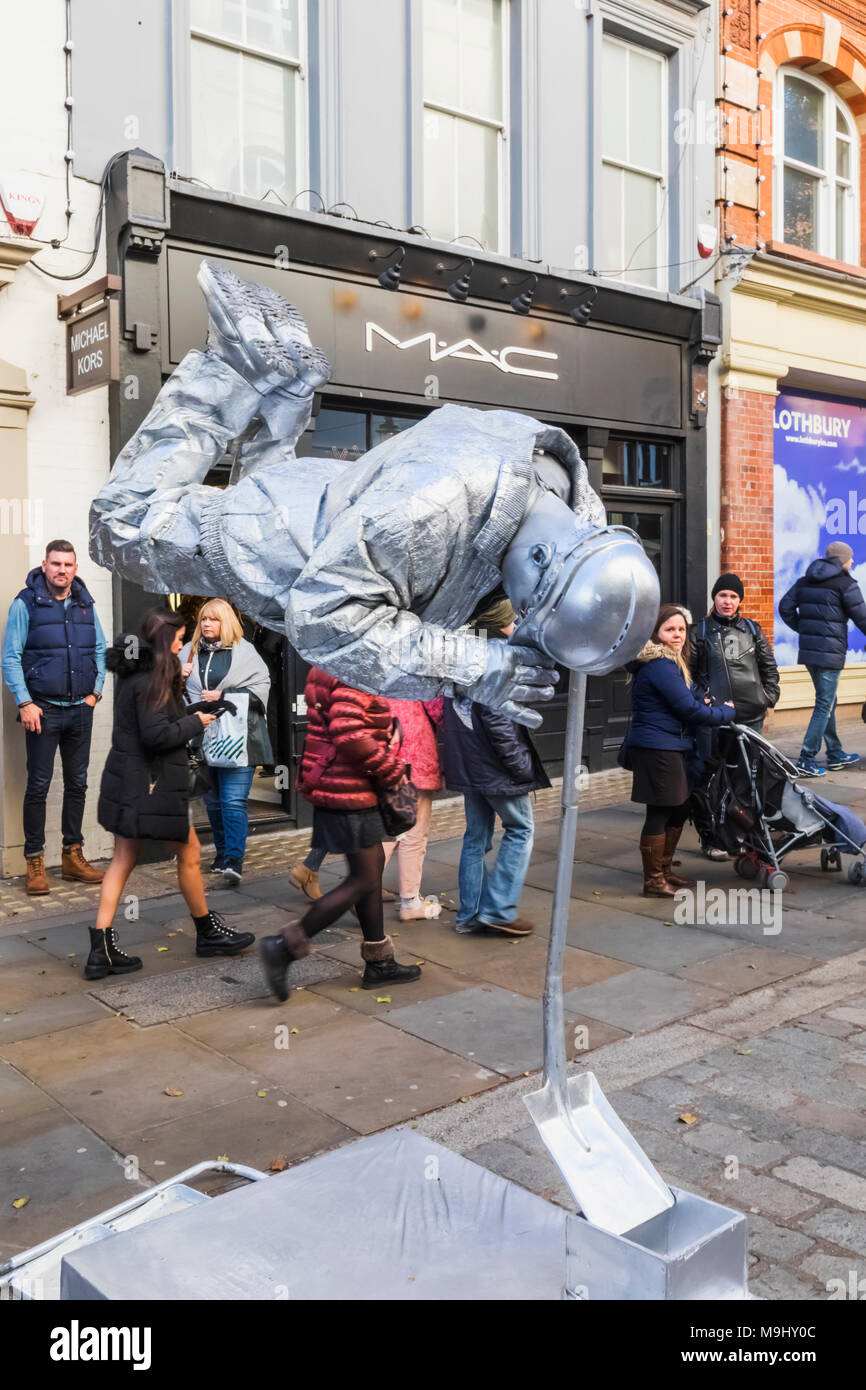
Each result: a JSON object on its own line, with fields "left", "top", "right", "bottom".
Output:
{"left": 90, "top": 347, "right": 604, "bottom": 700}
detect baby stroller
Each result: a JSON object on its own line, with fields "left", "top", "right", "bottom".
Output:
{"left": 690, "top": 724, "right": 866, "bottom": 893}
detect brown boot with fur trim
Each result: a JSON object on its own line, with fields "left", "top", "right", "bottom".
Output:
{"left": 360, "top": 935, "right": 422, "bottom": 991}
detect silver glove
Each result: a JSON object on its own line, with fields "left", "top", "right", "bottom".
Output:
{"left": 454, "top": 641, "right": 558, "bottom": 729}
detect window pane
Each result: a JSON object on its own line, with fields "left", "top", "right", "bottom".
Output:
{"left": 783, "top": 165, "right": 819, "bottom": 249}
{"left": 297, "top": 410, "right": 366, "bottom": 462}
{"left": 461, "top": 0, "right": 501, "bottom": 118}
{"left": 837, "top": 136, "right": 851, "bottom": 180}
{"left": 629, "top": 49, "right": 663, "bottom": 172}
{"left": 599, "top": 162, "right": 623, "bottom": 274}
{"left": 245, "top": 0, "right": 299, "bottom": 55}
{"left": 836, "top": 185, "right": 849, "bottom": 261}
{"left": 606, "top": 511, "right": 663, "bottom": 577}
{"left": 785, "top": 76, "right": 823, "bottom": 169}
{"left": 457, "top": 117, "right": 499, "bottom": 249}
{"left": 622, "top": 169, "right": 659, "bottom": 286}
{"left": 423, "top": 107, "right": 458, "bottom": 240}
{"left": 241, "top": 53, "right": 295, "bottom": 200}
{"left": 191, "top": 0, "right": 243, "bottom": 40}
{"left": 602, "top": 40, "right": 628, "bottom": 163}
{"left": 603, "top": 440, "right": 671, "bottom": 488}
{"left": 191, "top": 40, "right": 242, "bottom": 194}
{"left": 370, "top": 414, "right": 418, "bottom": 448}
{"left": 424, "top": 0, "right": 460, "bottom": 109}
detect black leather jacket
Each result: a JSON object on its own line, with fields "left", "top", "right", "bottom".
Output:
{"left": 688, "top": 611, "right": 780, "bottom": 724}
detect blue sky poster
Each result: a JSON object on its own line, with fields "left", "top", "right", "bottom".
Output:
{"left": 774, "top": 390, "right": 866, "bottom": 666}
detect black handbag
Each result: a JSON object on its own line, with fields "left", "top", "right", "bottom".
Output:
{"left": 187, "top": 745, "right": 212, "bottom": 800}
{"left": 376, "top": 717, "right": 419, "bottom": 836}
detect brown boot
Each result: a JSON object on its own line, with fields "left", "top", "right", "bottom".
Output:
{"left": 289, "top": 864, "right": 322, "bottom": 901}
{"left": 662, "top": 825, "right": 693, "bottom": 889}
{"left": 61, "top": 844, "right": 105, "bottom": 884}
{"left": 640, "top": 835, "right": 676, "bottom": 898}
{"left": 25, "top": 854, "right": 51, "bottom": 895}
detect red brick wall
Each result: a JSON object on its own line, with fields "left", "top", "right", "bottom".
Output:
{"left": 719, "top": 387, "right": 777, "bottom": 635}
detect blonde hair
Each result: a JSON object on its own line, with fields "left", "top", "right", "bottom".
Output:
{"left": 189, "top": 599, "right": 243, "bottom": 655}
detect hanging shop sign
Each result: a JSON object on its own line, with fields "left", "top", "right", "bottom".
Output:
{"left": 773, "top": 389, "right": 866, "bottom": 665}
{"left": 59, "top": 275, "right": 121, "bottom": 396}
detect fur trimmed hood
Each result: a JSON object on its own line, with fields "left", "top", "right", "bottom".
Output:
{"left": 631, "top": 640, "right": 680, "bottom": 665}
{"left": 105, "top": 635, "right": 155, "bottom": 678}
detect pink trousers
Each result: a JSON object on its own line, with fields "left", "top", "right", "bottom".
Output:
{"left": 382, "top": 789, "right": 433, "bottom": 899}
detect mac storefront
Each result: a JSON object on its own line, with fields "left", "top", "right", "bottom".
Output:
{"left": 107, "top": 163, "right": 718, "bottom": 828}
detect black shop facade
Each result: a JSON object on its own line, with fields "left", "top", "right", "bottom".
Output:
{"left": 106, "top": 163, "right": 719, "bottom": 830}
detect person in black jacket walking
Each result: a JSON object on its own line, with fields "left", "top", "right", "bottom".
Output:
{"left": 87, "top": 608, "right": 255, "bottom": 979}
{"left": 779, "top": 541, "right": 866, "bottom": 776}
{"left": 441, "top": 627, "right": 551, "bottom": 937}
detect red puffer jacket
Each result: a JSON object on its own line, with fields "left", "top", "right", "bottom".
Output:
{"left": 298, "top": 668, "right": 407, "bottom": 810}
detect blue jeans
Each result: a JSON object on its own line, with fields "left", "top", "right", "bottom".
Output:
{"left": 457, "top": 791, "right": 535, "bottom": 929}
{"left": 204, "top": 765, "right": 255, "bottom": 864}
{"left": 23, "top": 701, "right": 93, "bottom": 857}
{"left": 801, "top": 667, "right": 844, "bottom": 761}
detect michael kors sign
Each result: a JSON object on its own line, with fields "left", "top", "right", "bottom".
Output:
{"left": 59, "top": 275, "right": 121, "bottom": 396}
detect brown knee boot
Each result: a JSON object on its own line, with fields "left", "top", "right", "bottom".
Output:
{"left": 640, "top": 835, "right": 676, "bottom": 898}
{"left": 662, "top": 825, "right": 693, "bottom": 888}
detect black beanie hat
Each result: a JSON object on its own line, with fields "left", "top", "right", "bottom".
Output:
{"left": 712, "top": 573, "right": 744, "bottom": 600}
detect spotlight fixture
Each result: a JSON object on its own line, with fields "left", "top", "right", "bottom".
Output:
{"left": 559, "top": 285, "right": 598, "bottom": 327}
{"left": 435, "top": 256, "right": 475, "bottom": 302}
{"left": 368, "top": 245, "right": 406, "bottom": 291}
{"left": 500, "top": 272, "right": 537, "bottom": 315}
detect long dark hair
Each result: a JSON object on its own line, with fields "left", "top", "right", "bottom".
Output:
{"left": 139, "top": 608, "right": 186, "bottom": 710}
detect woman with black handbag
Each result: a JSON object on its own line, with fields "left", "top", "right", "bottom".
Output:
{"left": 259, "top": 667, "right": 422, "bottom": 1002}
{"left": 86, "top": 608, "right": 256, "bottom": 979}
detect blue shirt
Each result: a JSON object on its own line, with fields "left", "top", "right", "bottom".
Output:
{"left": 1, "top": 596, "right": 106, "bottom": 706}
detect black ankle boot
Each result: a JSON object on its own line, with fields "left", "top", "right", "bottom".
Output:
{"left": 194, "top": 910, "right": 255, "bottom": 957}
{"left": 360, "top": 935, "right": 422, "bottom": 991}
{"left": 84, "top": 927, "right": 143, "bottom": 980}
{"left": 260, "top": 920, "right": 310, "bottom": 1002}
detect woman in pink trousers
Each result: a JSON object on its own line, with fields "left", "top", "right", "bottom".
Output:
{"left": 383, "top": 698, "right": 444, "bottom": 920}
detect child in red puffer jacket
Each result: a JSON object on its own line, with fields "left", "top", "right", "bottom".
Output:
{"left": 382, "top": 698, "right": 444, "bottom": 920}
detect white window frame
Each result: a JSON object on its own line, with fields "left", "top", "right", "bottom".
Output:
{"left": 175, "top": 0, "right": 308, "bottom": 205}
{"left": 421, "top": 0, "right": 510, "bottom": 252}
{"left": 599, "top": 33, "right": 668, "bottom": 291}
{"left": 774, "top": 67, "right": 859, "bottom": 264}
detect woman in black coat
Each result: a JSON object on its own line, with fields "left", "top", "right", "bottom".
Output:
{"left": 86, "top": 608, "right": 255, "bottom": 980}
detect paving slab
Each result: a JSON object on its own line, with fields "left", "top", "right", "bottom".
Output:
{"left": 675, "top": 946, "right": 817, "bottom": 993}
{"left": 113, "top": 1090, "right": 355, "bottom": 1180}
{"left": 0, "top": 1059, "right": 57, "bottom": 1124}
{"left": 384, "top": 983, "right": 582, "bottom": 1077}
{"left": 0, "top": 1105, "right": 144, "bottom": 1256}
{"left": 3, "top": 1017, "right": 259, "bottom": 1143}
{"left": 0, "top": 991, "right": 111, "bottom": 1048}
{"left": 244, "top": 1010, "right": 500, "bottom": 1132}
{"left": 562, "top": 967, "right": 724, "bottom": 1032}
{"left": 309, "top": 958, "right": 470, "bottom": 1017}
{"left": 778, "top": 1099, "right": 866, "bottom": 1141}
{"left": 772, "top": 1157, "right": 866, "bottom": 1211}
{"left": 565, "top": 912, "right": 739, "bottom": 970}
{"left": 747, "top": 1214, "right": 815, "bottom": 1264}
{"left": 91, "top": 950, "right": 346, "bottom": 1025}
{"left": 691, "top": 950, "right": 866, "bottom": 1038}
{"left": 800, "top": 1206, "right": 866, "bottom": 1253}
{"left": 453, "top": 938, "right": 631, "bottom": 999}
{"left": 173, "top": 989, "right": 349, "bottom": 1055}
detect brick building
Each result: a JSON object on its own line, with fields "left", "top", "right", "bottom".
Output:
{"left": 715, "top": 0, "right": 866, "bottom": 713}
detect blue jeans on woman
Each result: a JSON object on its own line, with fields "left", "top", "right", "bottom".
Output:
{"left": 801, "top": 666, "right": 844, "bottom": 761}
{"left": 456, "top": 791, "right": 535, "bottom": 931}
{"left": 204, "top": 765, "right": 255, "bottom": 865}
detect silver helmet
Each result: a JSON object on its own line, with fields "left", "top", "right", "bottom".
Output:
{"left": 501, "top": 495, "right": 659, "bottom": 674}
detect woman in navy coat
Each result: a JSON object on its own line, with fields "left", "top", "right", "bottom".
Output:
{"left": 624, "top": 604, "right": 735, "bottom": 897}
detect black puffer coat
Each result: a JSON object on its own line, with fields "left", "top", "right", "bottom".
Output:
{"left": 779, "top": 559, "right": 866, "bottom": 670}
{"left": 441, "top": 698, "right": 551, "bottom": 798}
{"left": 98, "top": 639, "right": 205, "bottom": 842}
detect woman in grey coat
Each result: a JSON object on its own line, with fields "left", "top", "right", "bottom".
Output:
{"left": 181, "top": 599, "right": 273, "bottom": 885}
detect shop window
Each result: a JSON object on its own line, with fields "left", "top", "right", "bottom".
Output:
{"left": 599, "top": 35, "right": 667, "bottom": 290}
{"left": 776, "top": 70, "right": 858, "bottom": 264}
{"left": 422, "top": 0, "right": 507, "bottom": 251}
{"left": 296, "top": 407, "right": 423, "bottom": 462}
{"left": 606, "top": 510, "right": 663, "bottom": 578}
{"left": 188, "top": 0, "right": 304, "bottom": 203}
{"left": 603, "top": 439, "right": 672, "bottom": 489}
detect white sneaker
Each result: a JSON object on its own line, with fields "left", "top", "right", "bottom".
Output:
{"left": 399, "top": 895, "right": 442, "bottom": 921}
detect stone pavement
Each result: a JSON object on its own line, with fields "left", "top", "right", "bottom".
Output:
{"left": 2, "top": 717, "right": 865, "bottom": 1301}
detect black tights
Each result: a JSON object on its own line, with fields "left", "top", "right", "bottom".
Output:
{"left": 642, "top": 800, "right": 690, "bottom": 838}
{"left": 298, "top": 844, "right": 386, "bottom": 944}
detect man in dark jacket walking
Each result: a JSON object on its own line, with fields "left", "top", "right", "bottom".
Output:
{"left": 441, "top": 648, "right": 550, "bottom": 936}
{"left": 1, "top": 540, "right": 106, "bottom": 893}
{"left": 779, "top": 541, "right": 866, "bottom": 776}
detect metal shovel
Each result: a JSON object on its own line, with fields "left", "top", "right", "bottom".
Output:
{"left": 523, "top": 674, "right": 675, "bottom": 1236}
